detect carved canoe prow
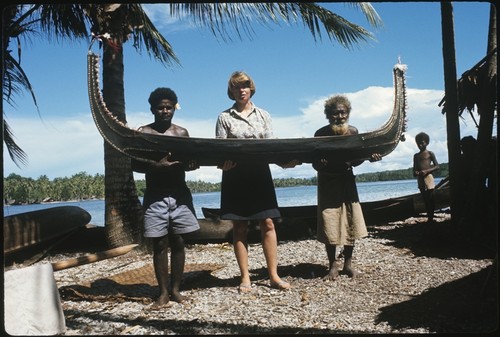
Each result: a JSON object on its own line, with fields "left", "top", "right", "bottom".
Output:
{"left": 88, "top": 51, "right": 407, "bottom": 166}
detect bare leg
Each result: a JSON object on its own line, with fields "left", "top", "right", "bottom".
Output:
{"left": 427, "top": 189, "right": 435, "bottom": 222}
{"left": 152, "top": 235, "right": 170, "bottom": 306}
{"left": 169, "top": 233, "right": 185, "bottom": 303}
{"left": 260, "top": 218, "right": 289, "bottom": 289}
{"left": 421, "top": 189, "right": 434, "bottom": 222}
{"left": 323, "top": 244, "right": 339, "bottom": 281}
{"left": 233, "top": 220, "right": 251, "bottom": 289}
{"left": 340, "top": 245, "right": 359, "bottom": 278}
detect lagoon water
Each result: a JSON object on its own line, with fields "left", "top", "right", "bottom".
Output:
{"left": 3, "top": 179, "right": 437, "bottom": 226}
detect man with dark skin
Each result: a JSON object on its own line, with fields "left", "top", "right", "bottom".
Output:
{"left": 132, "top": 87, "right": 200, "bottom": 307}
{"left": 413, "top": 132, "right": 439, "bottom": 223}
{"left": 313, "top": 95, "right": 381, "bottom": 281}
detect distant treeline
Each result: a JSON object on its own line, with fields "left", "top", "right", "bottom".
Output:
{"left": 356, "top": 162, "right": 448, "bottom": 182}
{"left": 4, "top": 163, "right": 448, "bottom": 205}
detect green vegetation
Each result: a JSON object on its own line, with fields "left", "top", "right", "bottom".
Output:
{"left": 357, "top": 163, "right": 448, "bottom": 182}
{"left": 3, "top": 164, "right": 448, "bottom": 205}
{"left": 4, "top": 172, "right": 105, "bottom": 205}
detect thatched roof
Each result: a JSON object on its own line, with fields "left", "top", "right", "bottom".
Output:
{"left": 439, "top": 47, "right": 497, "bottom": 127}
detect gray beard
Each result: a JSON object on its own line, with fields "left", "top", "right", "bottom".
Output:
{"left": 330, "top": 123, "right": 349, "bottom": 135}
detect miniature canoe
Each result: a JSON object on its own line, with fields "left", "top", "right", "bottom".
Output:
{"left": 88, "top": 51, "right": 408, "bottom": 166}
{"left": 3, "top": 206, "right": 92, "bottom": 256}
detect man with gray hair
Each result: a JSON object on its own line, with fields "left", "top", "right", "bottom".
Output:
{"left": 313, "top": 95, "right": 381, "bottom": 281}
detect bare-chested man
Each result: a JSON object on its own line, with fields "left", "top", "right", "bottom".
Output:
{"left": 313, "top": 95, "right": 381, "bottom": 281}
{"left": 132, "top": 87, "right": 200, "bottom": 307}
{"left": 413, "top": 132, "right": 439, "bottom": 223}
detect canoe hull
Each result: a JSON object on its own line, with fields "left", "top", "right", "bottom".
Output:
{"left": 3, "top": 206, "right": 92, "bottom": 256}
{"left": 3, "top": 186, "right": 449, "bottom": 260}
{"left": 201, "top": 185, "right": 451, "bottom": 229}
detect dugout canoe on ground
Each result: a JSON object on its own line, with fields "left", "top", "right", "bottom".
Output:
{"left": 3, "top": 205, "right": 93, "bottom": 265}
{"left": 3, "top": 183, "right": 450, "bottom": 266}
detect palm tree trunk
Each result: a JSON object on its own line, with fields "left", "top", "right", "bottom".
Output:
{"left": 460, "top": 5, "right": 497, "bottom": 244}
{"left": 102, "top": 42, "right": 144, "bottom": 248}
{"left": 440, "top": 2, "right": 462, "bottom": 225}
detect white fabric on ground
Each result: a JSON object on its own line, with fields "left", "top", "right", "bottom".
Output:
{"left": 4, "top": 263, "right": 66, "bottom": 335}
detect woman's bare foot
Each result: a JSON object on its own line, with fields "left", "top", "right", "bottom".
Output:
{"left": 152, "top": 294, "right": 170, "bottom": 308}
{"left": 238, "top": 283, "right": 252, "bottom": 293}
{"left": 270, "top": 280, "right": 291, "bottom": 290}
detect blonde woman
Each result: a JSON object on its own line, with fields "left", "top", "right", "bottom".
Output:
{"left": 216, "top": 71, "right": 298, "bottom": 292}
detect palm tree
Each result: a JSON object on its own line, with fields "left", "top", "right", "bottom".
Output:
{"left": 440, "top": 3, "right": 497, "bottom": 246}
{"left": 83, "top": 4, "right": 181, "bottom": 248}
{"left": 3, "top": 3, "right": 383, "bottom": 249}
{"left": 440, "top": 2, "right": 461, "bottom": 224}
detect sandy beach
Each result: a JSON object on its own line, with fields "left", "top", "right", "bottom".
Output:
{"left": 8, "top": 212, "right": 498, "bottom": 335}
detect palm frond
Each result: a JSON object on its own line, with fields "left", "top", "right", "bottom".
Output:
{"left": 170, "top": 3, "right": 262, "bottom": 42}
{"left": 126, "top": 4, "right": 180, "bottom": 66}
{"left": 170, "top": 2, "right": 379, "bottom": 48}
{"left": 439, "top": 47, "right": 497, "bottom": 121}
{"left": 344, "top": 2, "right": 384, "bottom": 28}
{"left": 289, "top": 3, "right": 377, "bottom": 48}
{"left": 3, "top": 52, "right": 39, "bottom": 112}
{"left": 3, "top": 5, "right": 38, "bottom": 108}
{"left": 37, "top": 4, "right": 90, "bottom": 41}
{"left": 2, "top": 51, "right": 41, "bottom": 165}
{"left": 3, "top": 120, "right": 28, "bottom": 168}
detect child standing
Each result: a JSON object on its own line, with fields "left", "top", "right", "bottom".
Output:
{"left": 413, "top": 132, "right": 440, "bottom": 223}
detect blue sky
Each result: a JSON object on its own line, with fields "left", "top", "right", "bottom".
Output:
{"left": 3, "top": 2, "right": 492, "bottom": 183}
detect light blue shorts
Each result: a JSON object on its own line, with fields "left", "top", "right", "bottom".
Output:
{"left": 144, "top": 197, "right": 200, "bottom": 238}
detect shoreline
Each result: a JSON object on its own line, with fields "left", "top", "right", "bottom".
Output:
{"left": 4, "top": 197, "right": 105, "bottom": 207}
{"left": 20, "top": 213, "right": 497, "bottom": 335}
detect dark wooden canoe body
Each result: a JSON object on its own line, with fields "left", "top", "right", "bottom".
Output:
{"left": 359, "top": 184, "right": 450, "bottom": 224}
{"left": 199, "top": 184, "right": 451, "bottom": 238}
{"left": 88, "top": 51, "right": 408, "bottom": 166}
{"left": 3, "top": 185, "right": 450, "bottom": 261}
{"left": 188, "top": 184, "right": 452, "bottom": 244}
{"left": 3, "top": 206, "right": 92, "bottom": 256}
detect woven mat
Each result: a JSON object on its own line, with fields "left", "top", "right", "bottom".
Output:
{"left": 59, "top": 263, "right": 223, "bottom": 303}
{"left": 108, "top": 262, "right": 223, "bottom": 286}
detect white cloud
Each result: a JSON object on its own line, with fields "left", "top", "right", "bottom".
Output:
{"left": 3, "top": 86, "right": 480, "bottom": 182}
{"left": 3, "top": 114, "right": 104, "bottom": 179}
